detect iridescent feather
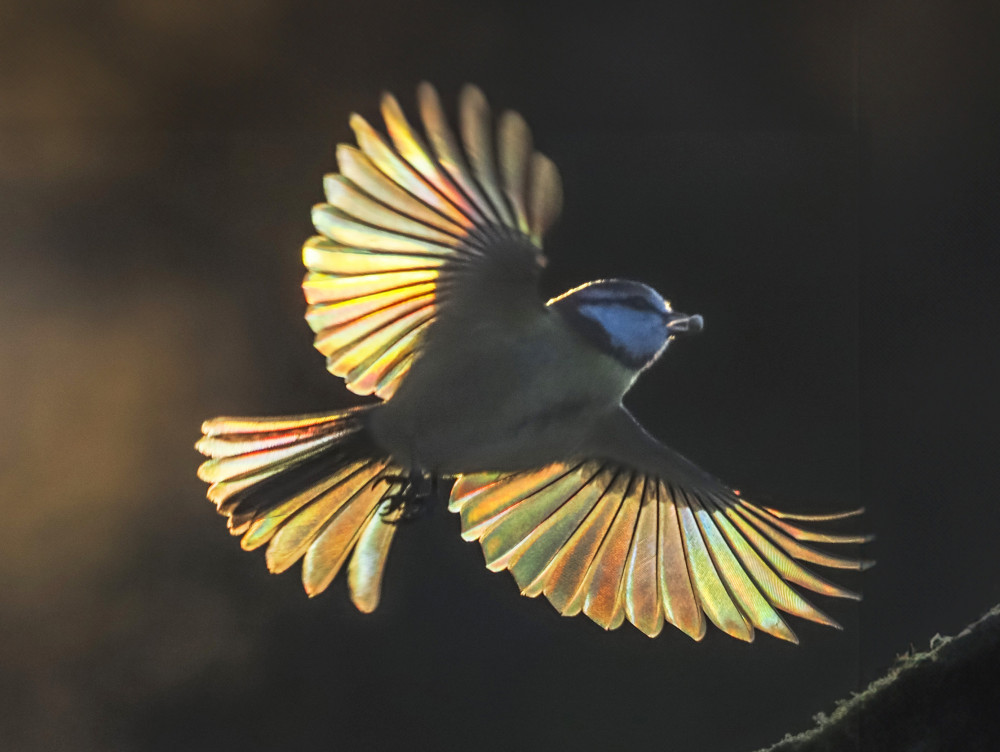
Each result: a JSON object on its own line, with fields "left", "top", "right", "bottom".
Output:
{"left": 304, "top": 83, "right": 562, "bottom": 399}
{"left": 450, "top": 461, "right": 872, "bottom": 641}
{"left": 196, "top": 407, "right": 408, "bottom": 608}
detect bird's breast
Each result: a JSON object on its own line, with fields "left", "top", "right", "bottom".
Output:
{"left": 369, "top": 308, "right": 634, "bottom": 475}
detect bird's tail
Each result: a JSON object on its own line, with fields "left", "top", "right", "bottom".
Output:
{"left": 195, "top": 404, "right": 407, "bottom": 612}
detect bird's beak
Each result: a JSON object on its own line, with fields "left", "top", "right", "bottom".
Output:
{"left": 665, "top": 311, "right": 704, "bottom": 336}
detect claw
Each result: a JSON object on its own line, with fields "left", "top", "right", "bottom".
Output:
{"left": 378, "top": 469, "right": 440, "bottom": 523}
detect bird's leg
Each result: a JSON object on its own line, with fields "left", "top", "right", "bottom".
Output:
{"left": 379, "top": 469, "right": 440, "bottom": 524}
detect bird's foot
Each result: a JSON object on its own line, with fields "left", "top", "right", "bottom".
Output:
{"left": 379, "top": 470, "right": 439, "bottom": 524}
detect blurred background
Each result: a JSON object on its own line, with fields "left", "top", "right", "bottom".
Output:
{"left": 1, "top": 1, "right": 998, "bottom": 750}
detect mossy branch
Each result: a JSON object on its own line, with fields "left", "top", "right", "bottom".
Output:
{"left": 757, "top": 604, "right": 1000, "bottom": 751}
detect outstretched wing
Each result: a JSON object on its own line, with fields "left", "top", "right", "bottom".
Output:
{"left": 449, "top": 410, "right": 872, "bottom": 642}
{"left": 303, "top": 83, "right": 563, "bottom": 399}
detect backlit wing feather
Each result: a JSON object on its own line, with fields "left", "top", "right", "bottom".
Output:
{"left": 196, "top": 407, "right": 407, "bottom": 612}
{"left": 450, "top": 447, "right": 871, "bottom": 642}
{"left": 304, "top": 83, "right": 562, "bottom": 399}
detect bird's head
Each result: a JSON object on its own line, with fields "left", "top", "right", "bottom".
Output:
{"left": 549, "top": 279, "right": 703, "bottom": 372}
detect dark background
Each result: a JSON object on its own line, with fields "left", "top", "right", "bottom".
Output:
{"left": 2, "top": 2, "right": 998, "bottom": 750}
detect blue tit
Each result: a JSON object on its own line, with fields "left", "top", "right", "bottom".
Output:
{"left": 197, "top": 83, "right": 871, "bottom": 641}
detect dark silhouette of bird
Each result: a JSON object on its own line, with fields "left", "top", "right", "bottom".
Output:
{"left": 197, "top": 83, "right": 871, "bottom": 641}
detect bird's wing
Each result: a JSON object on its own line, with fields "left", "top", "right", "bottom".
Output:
{"left": 303, "top": 83, "right": 561, "bottom": 399}
{"left": 449, "top": 409, "right": 872, "bottom": 642}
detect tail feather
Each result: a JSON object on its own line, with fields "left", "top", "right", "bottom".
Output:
{"left": 196, "top": 405, "right": 405, "bottom": 611}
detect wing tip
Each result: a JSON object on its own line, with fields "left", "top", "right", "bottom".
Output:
{"left": 761, "top": 504, "right": 867, "bottom": 521}
{"left": 459, "top": 82, "right": 488, "bottom": 112}
{"left": 350, "top": 594, "right": 379, "bottom": 614}
{"left": 769, "top": 623, "right": 800, "bottom": 644}
{"left": 635, "top": 621, "right": 665, "bottom": 639}
{"left": 842, "top": 588, "right": 863, "bottom": 602}
{"left": 348, "top": 112, "right": 371, "bottom": 138}
{"left": 304, "top": 582, "right": 324, "bottom": 598}
{"left": 415, "top": 80, "right": 438, "bottom": 103}
{"left": 379, "top": 91, "right": 406, "bottom": 124}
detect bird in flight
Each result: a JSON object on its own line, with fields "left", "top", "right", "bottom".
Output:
{"left": 197, "top": 83, "right": 871, "bottom": 642}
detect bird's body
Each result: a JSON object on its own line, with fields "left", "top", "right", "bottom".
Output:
{"left": 370, "top": 254, "right": 633, "bottom": 474}
{"left": 197, "top": 83, "right": 870, "bottom": 640}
